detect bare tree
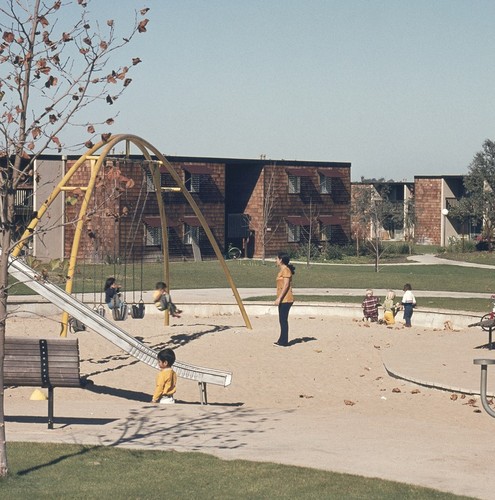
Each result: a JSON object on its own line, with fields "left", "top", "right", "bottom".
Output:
{"left": 0, "top": 0, "right": 149, "bottom": 476}
{"left": 250, "top": 166, "right": 280, "bottom": 263}
{"left": 352, "top": 183, "right": 403, "bottom": 272}
{"left": 301, "top": 197, "right": 320, "bottom": 266}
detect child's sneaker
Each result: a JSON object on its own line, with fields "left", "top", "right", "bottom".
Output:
{"left": 159, "top": 396, "right": 175, "bottom": 404}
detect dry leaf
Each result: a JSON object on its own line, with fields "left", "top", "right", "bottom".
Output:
{"left": 344, "top": 400, "right": 355, "bottom": 406}
{"left": 450, "top": 394, "right": 458, "bottom": 401}
{"left": 411, "top": 389, "right": 421, "bottom": 394}
{"left": 138, "top": 19, "right": 149, "bottom": 33}
{"left": 392, "top": 388, "right": 401, "bottom": 393}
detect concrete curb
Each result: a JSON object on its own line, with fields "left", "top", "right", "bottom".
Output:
{"left": 7, "top": 296, "right": 481, "bottom": 330}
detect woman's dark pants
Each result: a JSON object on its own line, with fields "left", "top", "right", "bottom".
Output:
{"left": 277, "top": 302, "right": 293, "bottom": 345}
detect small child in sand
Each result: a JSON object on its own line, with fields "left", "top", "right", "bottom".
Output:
{"left": 153, "top": 281, "right": 182, "bottom": 318}
{"left": 151, "top": 348, "right": 177, "bottom": 404}
{"left": 382, "top": 290, "right": 397, "bottom": 325}
{"left": 362, "top": 289, "right": 380, "bottom": 322}
{"left": 401, "top": 283, "right": 416, "bottom": 327}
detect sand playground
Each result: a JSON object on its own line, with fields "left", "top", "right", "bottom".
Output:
{"left": 4, "top": 308, "right": 495, "bottom": 499}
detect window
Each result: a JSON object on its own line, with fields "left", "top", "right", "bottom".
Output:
{"left": 146, "top": 171, "right": 171, "bottom": 192}
{"left": 319, "top": 173, "right": 332, "bottom": 194}
{"left": 185, "top": 172, "right": 201, "bottom": 193}
{"left": 288, "top": 174, "right": 301, "bottom": 194}
{"left": 320, "top": 223, "right": 332, "bottom": 242}
{"left": 145, "top": 226, "right": 162, "bottom": 246}
{"left": 287, "top": 222, "right": 301, "bottom": 242}
{"left": 183, "top": 223, "right": 200, "bottom": 245}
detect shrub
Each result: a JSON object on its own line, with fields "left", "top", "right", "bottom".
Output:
{"left": 447, "top": 237, "right": 476, "bottom": 253}
{"left": 325, "top": 245, "right": 343, "bottom": 260}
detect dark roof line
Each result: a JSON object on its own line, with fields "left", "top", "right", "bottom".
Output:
{"left": 34, "top": 153, "right": 351, "bottom": 169}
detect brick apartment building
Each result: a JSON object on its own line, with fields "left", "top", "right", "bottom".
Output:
{"left": 23, "top": 155, "right": 352, "bottom": 262}
{"left": 15, "top": 155, "right": 477, "bottom": 262}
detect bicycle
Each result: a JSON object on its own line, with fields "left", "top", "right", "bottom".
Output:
{"left": 226, "top": 243, "right": 242, "bottom": 260}
{"left": 479, "top": 295, "right": 495, "bottom": 331}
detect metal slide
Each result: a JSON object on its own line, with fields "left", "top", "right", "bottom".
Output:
{"left": 7, "top": 256, "right": 232, "bottom": 387}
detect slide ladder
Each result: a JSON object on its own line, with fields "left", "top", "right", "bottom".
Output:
{"left": 7, "top": 256, "right": 231, "bottom": 402}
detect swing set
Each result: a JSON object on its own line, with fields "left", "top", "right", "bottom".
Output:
{"left": 12, "top": 134, "right": 252, "bottom": 336}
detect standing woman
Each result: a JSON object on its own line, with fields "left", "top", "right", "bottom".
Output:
{"left": 274, "top": 252, "right": 295, "bottom": 347}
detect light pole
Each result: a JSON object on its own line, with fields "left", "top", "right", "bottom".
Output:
{"left": 441, "top": 208, "right": 449, "bottom": 247}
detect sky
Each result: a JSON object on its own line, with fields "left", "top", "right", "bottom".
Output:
{"left": 58, "top": 1, "right": 495, "bottom": 181}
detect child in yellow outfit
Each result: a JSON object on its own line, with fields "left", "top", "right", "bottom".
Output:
{"left": 152, "top": 348, "right": 177, "bottom": 404}
{"left": 382, "top": 290, "right": 397, "bottom": 325}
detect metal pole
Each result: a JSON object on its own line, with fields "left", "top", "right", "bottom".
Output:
{"left": 474, "top": 359, "right": 495, "bottom": 418}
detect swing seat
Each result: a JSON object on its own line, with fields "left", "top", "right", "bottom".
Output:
{"left": 68, "top": 317, "right": 86, "bottom": 334}
{"left": 94, "top": 304, "right": 106, "bottom": 317}
{"left": 131, "top": 300, "right": 145, "bottom": 319}
{"left": 112, "top": 297, "right": 128, "bottom": 321}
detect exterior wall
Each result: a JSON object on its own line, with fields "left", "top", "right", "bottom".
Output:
{"left": 33, "top": 158, "right": 65, "bottom": 260}
{"left": 64, "top": 159, "right": 123, "bottom": 262}
{"left": 162, "top": 161, "right": 226, "bottom": 260}
{"left": 252, "top": 164, "right": 351, "bottom": 258}
{"left": 414, "top": 178, "right": 443, "bottom": 245}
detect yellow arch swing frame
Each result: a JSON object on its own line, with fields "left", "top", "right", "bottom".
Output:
{"left": 12, "top": 134, "right": 252, "bottom": 336}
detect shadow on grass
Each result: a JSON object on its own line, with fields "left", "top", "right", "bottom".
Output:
{"left": 16, "top": 445, "right": 98, "bottom": 477}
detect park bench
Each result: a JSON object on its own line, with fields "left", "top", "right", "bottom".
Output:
{"left": 4, "top": 337, "right": 84, "bottom": 429}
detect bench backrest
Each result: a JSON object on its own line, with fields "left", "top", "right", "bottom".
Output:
{"left": 4, "top": 338, "right": 81, "bottom": 388}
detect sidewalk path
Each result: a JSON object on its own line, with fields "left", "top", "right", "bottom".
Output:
{"left": 406, "top": 253, "right": 495, "bottom": 269}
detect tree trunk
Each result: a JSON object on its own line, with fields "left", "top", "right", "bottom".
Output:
{"left": 374, "top": 235, "right": 380, "bottom": 273}
{"left": 0, "top": 227, "right": 11, "bottom": 476}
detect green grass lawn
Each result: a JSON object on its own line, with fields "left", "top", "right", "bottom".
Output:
{"left": 1, "top": 442, "right": 471, "bottom": 500}
{"left": 9, "top": 258, "right": 495, "bottom": 296}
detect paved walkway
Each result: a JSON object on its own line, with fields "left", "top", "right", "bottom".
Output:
{"left": 407, "top": 253, "right": 495, "bottom": 268}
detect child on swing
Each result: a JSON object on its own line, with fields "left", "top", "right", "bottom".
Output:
{"left": 153, "top": 281, "right": 182, "bottom": 318}
{"left": 104, "top": 277, "right": 122, "bottom": 310}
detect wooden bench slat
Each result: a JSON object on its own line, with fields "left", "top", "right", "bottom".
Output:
{"left": 4, "top": 338, "right": 81, "bottom": 388}
{"left": 4, "top": 337, "right": 85, "bottom": 428}
{"left": 4, "top": 355, "right": 79, "bottom": 366}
